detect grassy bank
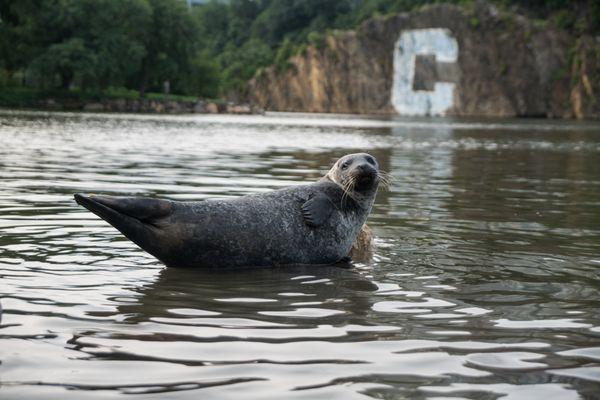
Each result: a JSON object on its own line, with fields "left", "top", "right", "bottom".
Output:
{"left": 0, "top": 87, "right": 202, "bottom": 109}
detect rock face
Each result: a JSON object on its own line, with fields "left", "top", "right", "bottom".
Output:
{"left": 570, "top": 37, "right": 600, "bottom": 119}
{"left": 248, "top": 2, "right": 599, "bottom": 119}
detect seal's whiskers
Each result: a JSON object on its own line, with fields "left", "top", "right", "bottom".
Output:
{"left": 340, "top": 177, "right": 355, "bottom": 209}
{"left": 377, "top": 170, "right": 393, "bottom": 190}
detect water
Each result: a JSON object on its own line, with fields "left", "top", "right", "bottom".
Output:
{"left": 1, "top": 110, "right": 600, "bottom": 399}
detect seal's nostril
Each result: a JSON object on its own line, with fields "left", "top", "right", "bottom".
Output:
{"left": 357, "top": 164, "right": 375, "bottom": 174}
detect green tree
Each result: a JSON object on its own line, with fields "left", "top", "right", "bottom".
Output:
{"left": 193, "top": 0, "right": 231, "bottom": 53}
{"left": 0, "top": 1, "right": 47, "bottom": 80}
{"left": 219, "top": 38, "right": 273, "bottom": 94}
{"left": 180, "top": 50, "right": 222, "bottom": 98}
{"left": 1, "top": 0, "right": 152, "bottom": 90}
{"left": 250, "top": 0, "right": 352, "bottom": 46}
{"left": 136, "top": 0, "right": 199, "bottom": 96}
{"left": 84, "top": 0, "right": 151, "bottom": 88}
{"left": 28, "top": 38, "right": 96, "bottom": 89}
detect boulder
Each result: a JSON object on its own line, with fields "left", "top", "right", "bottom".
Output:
{"left": 206, "top": 102, "right": 220, "bottom": 113}
{"left": 83, "top": 102, "right": 104, "bottom": 112}
{"left": 226, "top": 103, "right": 253, "bottom": 114}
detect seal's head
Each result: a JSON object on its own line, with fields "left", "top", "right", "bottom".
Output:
{"left": 326, "top": 153, "right": 381, "bottom": 196}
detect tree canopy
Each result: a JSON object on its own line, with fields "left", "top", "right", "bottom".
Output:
{"left": 0, "top": 0, "right": 203, "bottom": 96}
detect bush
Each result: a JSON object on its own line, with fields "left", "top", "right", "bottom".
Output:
{"left": 0, "top": 87, "right": 42, "bottom": 108}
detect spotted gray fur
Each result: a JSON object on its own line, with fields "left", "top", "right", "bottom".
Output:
{"left": 74, "top": 153, "right": 380, "bottom": 268}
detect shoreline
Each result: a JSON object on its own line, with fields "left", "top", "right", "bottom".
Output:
{"left": 0, "top": 88, "right": 263, "bottom": 115}
{"left": 3, "top": 108, "right": 600, "bottom": 128}
{"left": 25, "top": 97, "right": 263, "bottom": 115}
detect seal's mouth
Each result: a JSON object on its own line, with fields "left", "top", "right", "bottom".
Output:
{"left": 354, "top": 171, "right": 378, "bottom": 191}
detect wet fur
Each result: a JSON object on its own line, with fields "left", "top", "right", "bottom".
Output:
{"left": 76, "top": 153, "right": 385, "bottom": 268}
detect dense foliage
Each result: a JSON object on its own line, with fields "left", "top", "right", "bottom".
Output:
{"left": 194, "top": 0, "right": 599, "bottom": 96}
{"left": 0, "top": 0, "right": 219, "bottom": 98}
{"left": 1, "top": 0, "right": 597, "bottom": 100}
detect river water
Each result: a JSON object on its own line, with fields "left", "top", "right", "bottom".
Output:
{"left": 1, "top": 110, "right": 600, "bottom": 399}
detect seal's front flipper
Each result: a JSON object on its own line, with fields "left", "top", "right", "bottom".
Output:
{"left": 302, "top": 194, "right": 334, "bottom": 227}
{"left": 335, "top": 256, "right": 353, "bottom": 268}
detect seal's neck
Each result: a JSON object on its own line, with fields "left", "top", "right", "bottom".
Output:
{"left": 322, "top": 171, "right": 340, "bottom": 186}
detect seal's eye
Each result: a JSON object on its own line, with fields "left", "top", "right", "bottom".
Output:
{"left": 365, "top": 156, "right": 375, "bottom": 165}
{"left": 341, "top": 161, "right": 350, "bottom": 170}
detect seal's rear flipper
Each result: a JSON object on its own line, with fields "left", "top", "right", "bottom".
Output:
{"left": 75, "top": 194, "right": 172, "bottom": 222}
{"left": 74, "top": 194, "right": 174, "bottom": 262}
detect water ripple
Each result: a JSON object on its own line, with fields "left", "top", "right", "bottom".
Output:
{"left": 1, "top": 111, "right": 600, "bottom": 399}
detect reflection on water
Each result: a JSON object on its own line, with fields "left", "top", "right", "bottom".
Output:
{"left": 1, "top": 110, "right": 600, "bottom": 399}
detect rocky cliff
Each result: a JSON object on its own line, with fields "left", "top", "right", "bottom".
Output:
{"left": 248, "top": 2, "right": 599, "bottom": 119}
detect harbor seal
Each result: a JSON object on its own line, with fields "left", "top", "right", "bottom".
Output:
{"left": 74, "top": 153, "right": 383, "bottom": 268}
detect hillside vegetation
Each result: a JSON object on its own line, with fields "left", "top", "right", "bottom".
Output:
{"left": 0, "top": 0, "right": 597, "bottom": 102}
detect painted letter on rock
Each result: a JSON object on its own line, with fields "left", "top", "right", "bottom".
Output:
{"left": 391, "top": 28, "right": 459, "bottom": 116}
